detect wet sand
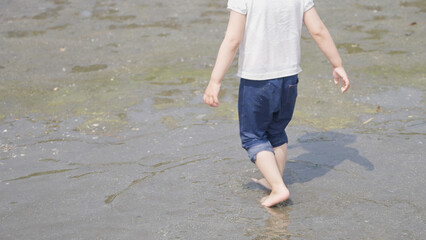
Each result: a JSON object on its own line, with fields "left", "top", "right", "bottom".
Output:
{"left": 1, "top": 0, "right": 425, "bottom": 239}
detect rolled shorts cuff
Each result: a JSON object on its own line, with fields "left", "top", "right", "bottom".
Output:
{"left": 246, "top": 141, "right": 274, "bottom": 163}
{"left": 269, "top": 133, "right": 289, "bottom": 148}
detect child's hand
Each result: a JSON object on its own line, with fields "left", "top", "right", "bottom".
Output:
{"left": 333, "top": 67, "right": 350, "bottom": 93}
{"left": 203, "top": 81, "right": 221, "bottom": 107}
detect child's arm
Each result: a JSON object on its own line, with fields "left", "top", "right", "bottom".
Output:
{"left": 203, "top": 11, "right": 246, "bottom": 107}
{"left": 303, "top": 7, "right": 350, "bottom": 93}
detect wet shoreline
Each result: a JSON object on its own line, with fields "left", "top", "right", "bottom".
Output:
{"left": 1, "top": 0, "right": 425, "bottom": 239}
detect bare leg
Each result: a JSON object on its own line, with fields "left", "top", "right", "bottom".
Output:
{"left": 255, "top": 150, "right": 290, "bottom": 207}
{"left": 253, "top": 143, "right": 288, "bottom": 190}
{"left": 274, "top": 143, "right": 288, "bottom": 175}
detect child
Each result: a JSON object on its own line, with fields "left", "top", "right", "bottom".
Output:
{"left": 203, "top": 0, "right": 350, "bottom": 207}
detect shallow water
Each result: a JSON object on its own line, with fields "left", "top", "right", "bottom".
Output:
{"left": 1, "top": 0, "right": 425, "bottom": 239}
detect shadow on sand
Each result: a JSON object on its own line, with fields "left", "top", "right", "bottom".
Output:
{"left": 285, "top": 131, "right": 374, "bottom": 185}
{"left": 246, "top": 131, "right": 374, "bottom": 189}
{"left": 246, "top": 131, "right": 374, "bottom": 239}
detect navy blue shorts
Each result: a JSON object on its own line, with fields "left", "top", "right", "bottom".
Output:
{"left": 238, "top": 75, "right": 298, "bottom": 163}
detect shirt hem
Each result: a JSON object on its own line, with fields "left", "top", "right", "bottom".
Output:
{"left": 237, "top": 68, "right": 302, "bottom": 80}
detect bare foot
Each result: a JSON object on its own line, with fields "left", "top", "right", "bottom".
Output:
{"left": 261, "top": 187, "right": 290, "bottom": 207}
{"left": 260, "top": 196, "right": 268, "bottom": 204}
{"left": 252, "top": 178, "right": 272, "bottom": 190}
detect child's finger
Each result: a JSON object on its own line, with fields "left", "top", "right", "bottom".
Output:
{"left": 213, "top": 95, "right": 219, "bottom": 106}
{"left": 334, "top": 75, "right": 339, "bottom": 85}
{"left": 203, "top": 94, "right": 212, "bottom": 106}
{"left": 334, "top": 77, "right": 339, "bottom": 85}
{"left": 204, "top": 94, "right": 219, "bottom": 107}
{"left": 203, "top": 94, "right": 208, "bottom": 105}
{"left": 340, "top": 78, "right": 350, "bottom": 93}
{"left": 333, "top": 69, "right": 342, "bottom": 85}
{"left": 207, "top": 96, "right": 214, "bottom": 106}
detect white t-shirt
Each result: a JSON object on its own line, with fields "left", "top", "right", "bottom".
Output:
{"left": 227, "top": 0, "right": 314, "bottom": 80}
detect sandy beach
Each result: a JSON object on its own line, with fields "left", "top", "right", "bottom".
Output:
{"left": 1, "top": 0, "right": 425, "bottom": 239}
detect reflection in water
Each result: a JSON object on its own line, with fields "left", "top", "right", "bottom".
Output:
{"left": 249, "top": 206, "right": 291, "bottom": 240}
